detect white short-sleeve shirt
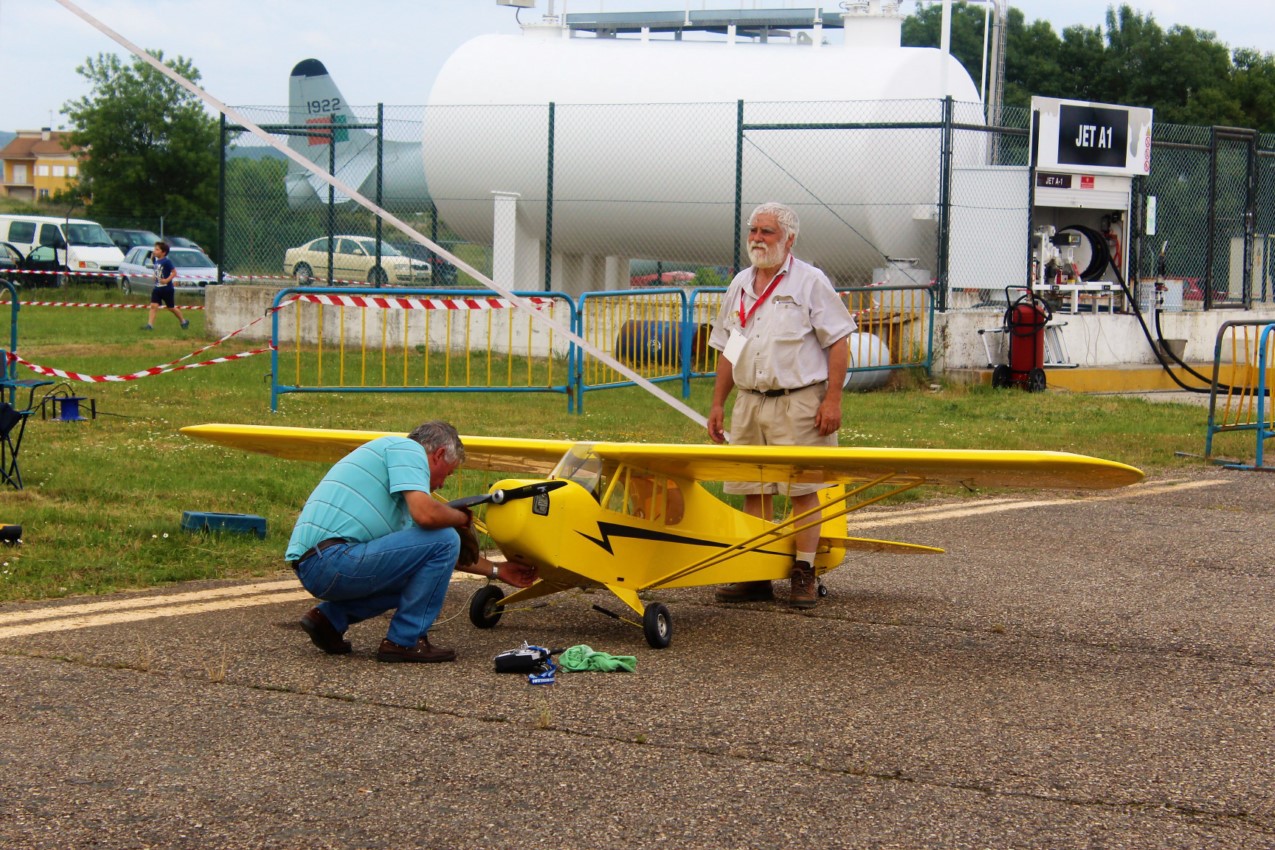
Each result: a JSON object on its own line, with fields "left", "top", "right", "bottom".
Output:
{"left": 708, "top": 255, "right": 856, "bottom": 393}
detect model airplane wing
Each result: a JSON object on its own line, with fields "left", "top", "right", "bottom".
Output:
{"left": 181, "top": 425, "right": 1141, "bottom": 489}
{"left": 577, "top": 442, "right": 1143, "bottom": 491}
{"left": 180, "top": 424, "right": 573, "bottom": 474}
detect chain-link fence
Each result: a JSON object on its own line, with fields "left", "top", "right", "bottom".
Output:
{"left": 221, "top": 99, "right": 1275, "bottom": 312}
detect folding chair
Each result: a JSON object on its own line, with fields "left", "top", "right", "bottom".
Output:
{"left": 0, "top": 401, "right": 32, "bottom": 489}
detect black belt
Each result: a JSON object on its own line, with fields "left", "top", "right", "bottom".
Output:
{"left": 290, "top": 537, "right": 351, "bottom": 570}
{"left": 744, "top": 381, "right": 823, "bottom": 398}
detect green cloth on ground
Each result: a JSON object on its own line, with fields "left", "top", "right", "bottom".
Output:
{"left": 559, "top": 644, "right": 637, "bottom": 673}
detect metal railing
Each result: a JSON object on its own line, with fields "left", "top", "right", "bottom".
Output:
{"left": 1204, "top": 319, "right": 1275, "bottom": 468}
{"left": 268, "top": 283, "right": 935, "bottom": 412}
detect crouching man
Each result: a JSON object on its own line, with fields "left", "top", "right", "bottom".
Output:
{"left": 286, "top": 420, "right": 537, "bottom": 662}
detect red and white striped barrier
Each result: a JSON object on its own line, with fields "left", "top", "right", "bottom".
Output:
{"left": 0, "top": 291, "right": 561, "bottom": 386}
{"left": 2, "top": 268, "right": 127, "bottom": 281}
{"left": 16, "top": 301, "right": 205, "bottom": 310}
{"left": 1, "top": 299, "right": 291, "bottom": 384}
{"left": 4, "top": 346, "right": 274, "bottom": 384}
{"left": 291, "top": 293, "right": 553, "bottom": 311}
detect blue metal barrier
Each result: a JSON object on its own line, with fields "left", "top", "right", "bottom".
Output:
{"left": 270, "top": 287, "right": 576, "bottom": 412}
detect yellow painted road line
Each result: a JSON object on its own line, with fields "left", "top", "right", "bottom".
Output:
{"left": 847, "top": 479, "right": 1223, "bottom": 531}
{"left": 0, "top": 589, "right": 315, "bottom": 640}
{"left": 0, "top": 579, "right": 301, "bottom": 627}
{"left": 0, "top": 574, "right": 490, "bottom": 639}
{"left": 0, "top": 480, "right": 1222, "bottom": 638}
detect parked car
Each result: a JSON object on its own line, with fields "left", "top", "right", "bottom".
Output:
{"left": 1, "top": 215, "right": 125, "bottom": 286}
{"left": 166, "top": 235, "right": 204, "bottom": 252}
{"left": 284, "top": 235, "right": 431, "bottom": 286}
{"left": 0, "top": 242, "right": 22, "bottom": 276}
{"left": 106, "top": 228, "right": 162, "bottom": 255}
{"left": 119, "top": 245, "right": 230, "bottom": 294}
{"left": 388, "top": 240, "right": 459, "bottom": 286}
{"left": 0, "top": 241, "right": 86, "bottom": 288}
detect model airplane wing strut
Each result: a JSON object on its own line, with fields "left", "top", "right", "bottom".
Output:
{"left": 640, "top": 471, "right": 934, "bottom": 592}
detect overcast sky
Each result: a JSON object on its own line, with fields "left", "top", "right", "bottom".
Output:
{"left": 0, "top": 0, "right": 1271, "bottom": 132}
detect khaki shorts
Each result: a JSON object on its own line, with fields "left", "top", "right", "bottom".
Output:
{"left": 724, "top": 381, "right": 835, "bottom": 497}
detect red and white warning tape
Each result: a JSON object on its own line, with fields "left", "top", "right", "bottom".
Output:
{"left": 17, "top": 301, "right": 205, "bottom": 310}
{"left": 0, "top": 291, "right": 557, "bottom": 385}
{"left": 3, "top": 300, "right": 290, "bottom": 383}
{"left": 4, "top": 346, "right": 274, "bottom": 383}
{"left": 292, "top": 293, "right": 554, "bottom": 311}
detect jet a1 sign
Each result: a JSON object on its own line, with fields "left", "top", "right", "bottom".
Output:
{"left": 1031, "top": 96, "right": 1153, "bottom": 176}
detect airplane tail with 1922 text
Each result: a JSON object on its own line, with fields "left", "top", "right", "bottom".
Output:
{"left": 285, "top": 59, "right": 430, "bottom": 210}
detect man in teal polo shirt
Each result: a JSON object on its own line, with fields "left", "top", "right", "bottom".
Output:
{"left": 286, "top": 420, "right": 537, "bottom": 663}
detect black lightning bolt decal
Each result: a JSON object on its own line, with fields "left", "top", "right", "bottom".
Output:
{"left": 578, "top": 521, "right": 788, "bottom": 558}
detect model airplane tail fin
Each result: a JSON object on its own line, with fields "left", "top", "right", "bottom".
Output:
{"left": 286, "top": 59, "right": 379, "bottom": 207}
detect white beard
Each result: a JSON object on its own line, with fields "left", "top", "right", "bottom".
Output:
{"left": 748, "top": 242, "right": 785, "bottom": 270}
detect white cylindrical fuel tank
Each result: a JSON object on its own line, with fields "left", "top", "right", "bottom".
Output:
{"left": 423, "top": 33, "right": 984, "bottom": 281}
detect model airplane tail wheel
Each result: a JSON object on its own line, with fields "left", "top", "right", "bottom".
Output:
{"left": 817, "top": 582, "right": 828, "bottom": 598}
{"left": 1027, "top": 368, "right": 1047, "bottom": 392}
{"left": 469, "top": 584, "right": 505, "bottom": 629}
{"left": 643, "top": 602, "right": 672, "bottom": 649}
{"left": 991, "top": 364, "right": 1011, "bottom": 388}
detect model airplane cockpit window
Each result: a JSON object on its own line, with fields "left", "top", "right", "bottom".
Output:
{"left": 552, "top": 445, "right": 604, "bottom": 495}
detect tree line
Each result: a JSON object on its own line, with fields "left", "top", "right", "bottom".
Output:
{"left": 54, "top": 3, "right": 1275, "bottom": 250}
{"left": 905, "top": 2, "right": 1275, "bottom": 131}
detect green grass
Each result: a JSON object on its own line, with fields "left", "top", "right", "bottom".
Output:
{"left": 0, "top": 282, "right": 1248, "bottom": 602}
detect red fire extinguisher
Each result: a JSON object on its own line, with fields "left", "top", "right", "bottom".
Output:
{"left": 992, "top": 287, "right": 1051, "bottom": 392}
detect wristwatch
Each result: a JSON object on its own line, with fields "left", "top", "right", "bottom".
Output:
{"left": 491, "top": 563, "right": 500, "bottom": 579}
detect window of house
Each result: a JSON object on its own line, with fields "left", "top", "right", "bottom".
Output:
{"left": 52, "top": 165, "right": 66, "bottom": 177}
{"left": 35, "top": 165, "right": 49, "bottom": 176}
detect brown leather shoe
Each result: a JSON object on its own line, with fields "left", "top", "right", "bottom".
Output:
{"left": 789, "top": 560, "right": 817, "bottom": 609}
{"left": 714, "top": 580, "right": 775, "bottom": 603}
{"left": 376, "top": 636, "right": 457, "bottom": 664}
{"left": 300, "top": 607, "right": 352, "bottom": 655}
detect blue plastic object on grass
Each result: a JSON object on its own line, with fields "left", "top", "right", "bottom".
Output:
{"left": 181, "top": 511, "right": 267, "bottom": 538}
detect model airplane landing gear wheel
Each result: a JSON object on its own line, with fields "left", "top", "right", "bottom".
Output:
{"left": 643, "top": 603, "right": 672, "bottom": 649}
{"left": 817, "top": 582, "right": 828, "bottom": 598}
{"left": 469, "top": 584, "right": 504, "bottom": 629}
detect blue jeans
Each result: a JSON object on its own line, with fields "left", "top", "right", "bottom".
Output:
{"left": 295, "top": 525, "right": 461, "bottom": 648}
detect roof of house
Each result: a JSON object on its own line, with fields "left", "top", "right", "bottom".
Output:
{"left": 0, "top": 132, "right": 82, "bottom": 161}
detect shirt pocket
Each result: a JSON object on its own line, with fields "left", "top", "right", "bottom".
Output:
{"left": 771, "top": 298, "right": 810, "bottom": 340}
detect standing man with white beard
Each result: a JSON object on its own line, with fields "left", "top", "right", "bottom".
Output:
{"left": 706, "top": 202, "right": 855, "bottom": 609}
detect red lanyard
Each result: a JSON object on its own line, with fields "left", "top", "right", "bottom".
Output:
{"left": 738, "top": 268, "right": 787, "bottom": 328}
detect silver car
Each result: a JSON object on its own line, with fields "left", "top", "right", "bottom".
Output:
{"left": 119, "top": 246, "right": 230, "bottom": 295}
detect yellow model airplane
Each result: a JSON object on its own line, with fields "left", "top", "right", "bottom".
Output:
{"left": 181, "top": 424, "right": 1143, "bottom": 648}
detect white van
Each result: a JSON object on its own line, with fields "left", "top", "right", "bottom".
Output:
{"left": 0, "top": 214, "right": 126, "bottom": 286}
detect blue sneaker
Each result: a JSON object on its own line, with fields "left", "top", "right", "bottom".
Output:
{"left": 141, "top": 324, "right": 153, "bottom": 331}
{"left": 180, "top": 320, "right": 190, "bottom": 329}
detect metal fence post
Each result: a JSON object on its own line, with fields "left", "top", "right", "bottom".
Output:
{"left": 935, "top": 95, "right": 954, "bottom": 312}
{"left": 734, "top": 99, "right": 744, "bottom": 274}
{"left": 217, "top": 113, "right": 226, "bottom": 282}
{"left": 375, "top": 103, "right": 384, "bottom": 286}
{"left": 545, "top": 101, "right": 555, "bottom": 292}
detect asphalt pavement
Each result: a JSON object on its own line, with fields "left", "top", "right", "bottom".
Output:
{"left": 0, "top": 465, "right": 1271, "bottom": 849}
